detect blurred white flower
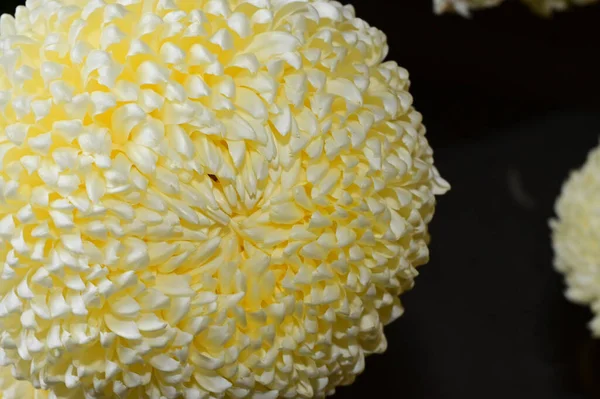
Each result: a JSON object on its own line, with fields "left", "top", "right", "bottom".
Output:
{"left": 435, "top": 0, "right": 597, "bottom": 15}
{"left": 552, "top": 144, "right": 600, "bottom": 336}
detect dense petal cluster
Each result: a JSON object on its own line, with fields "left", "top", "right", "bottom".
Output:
{"left": 552, "top": 144, "right": 600, "bottom": 336}
{"left": 434, "top": 0, "right": 597, "bottom": 15}
{"left": 0, "top": 0, "right": 448, "bottom": 398}
{"left": 0, "top": 366, "right": 47, "bottom": 399}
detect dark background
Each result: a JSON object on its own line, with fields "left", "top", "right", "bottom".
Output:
{"left": 335, "top": 1, "right": 600, "bottom": 399}
{"left": 2, "top": 0, "right": 600, "bottom": 398}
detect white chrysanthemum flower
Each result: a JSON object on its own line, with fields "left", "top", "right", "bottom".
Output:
{"left": 0, "top": 0, "right": 448, "bottom": 397}
{"left": 552, "top": 144, "right": 600, "bottom": 337}
{"left": 435, "top": 0, "right": 597, "bottom": 15}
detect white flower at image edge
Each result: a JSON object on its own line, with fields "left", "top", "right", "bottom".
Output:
{"left": 553, "top": 144, "right": 600, "bottom": 337}
{"left": 434, "top": 0, "right": 598, "bottom": 15}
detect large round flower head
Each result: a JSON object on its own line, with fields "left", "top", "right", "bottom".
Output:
{"left": 0, "top": 0, "right": 448, "bottom": 397}
{"left": 552, "top": 143, "right": 600, "bottom": 337}
{"left": 434, "top": 0, "right": 597, "bottom": 15}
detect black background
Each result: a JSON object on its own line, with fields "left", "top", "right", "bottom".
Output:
{"left": 3, "top": 0, "right": 600, "bottom": 398}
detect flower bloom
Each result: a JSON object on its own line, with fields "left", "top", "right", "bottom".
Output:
{"left": 0, "top": 0, "right": 448, "bottom": 397}
{"left": 434, "top": 0, "right": 597, "bottom": 15}
{"left": 552, "top": 144, "right": 600, "bottom": 336}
